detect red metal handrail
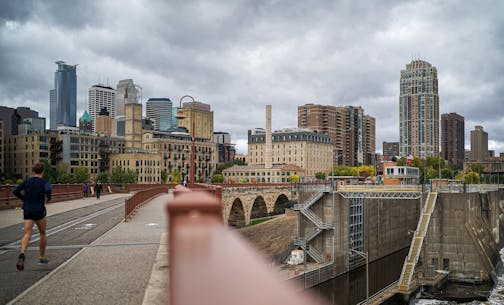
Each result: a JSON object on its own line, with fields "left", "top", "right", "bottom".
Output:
{"left": 166, "top": 189, "right": 328, "bottom": 305}
{"left": 125, "top": 186, "right": 169, "bottom": 221}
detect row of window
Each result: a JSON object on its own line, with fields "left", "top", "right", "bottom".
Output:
{"left": 224, "top": 171, "right": 292, "bottom": 177}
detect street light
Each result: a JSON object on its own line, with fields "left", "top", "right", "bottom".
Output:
{"left": 350, "top": 249, "right": 369, "bottom": 303}
{"left": 176, "top": 95, "right": 196, "bottom": 188}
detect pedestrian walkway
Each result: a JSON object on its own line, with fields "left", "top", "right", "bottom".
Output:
{"left": 0, "top": 193, "right": 131, "bottom": 229}
{"left": 8, "top": 193, "right": 170, "bottom": 305}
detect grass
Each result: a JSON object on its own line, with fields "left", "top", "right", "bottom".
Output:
{"left": 248, "top": 217, "right": 274, "bottom": 226}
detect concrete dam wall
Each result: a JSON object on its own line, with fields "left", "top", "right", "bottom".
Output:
{"left": 420, "top": 189, "right": 504, "bottom": 283}
{"left": 298, "top": 191, "right": 420, "bottom": 277}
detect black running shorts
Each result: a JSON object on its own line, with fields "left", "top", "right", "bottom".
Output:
{"left": 23, "top": 209, "right": 46, "bottom": 221}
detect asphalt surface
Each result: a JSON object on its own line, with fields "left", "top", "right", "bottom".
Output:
{"left": 0, "top": 192, "right": 169, "bottom": 305}
{"left": 0, "top": 194, "right": 131, "bottom": 305}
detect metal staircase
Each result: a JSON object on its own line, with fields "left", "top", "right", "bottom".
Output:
{"left": 300, "top": 208, "right": 333, "bottom": 230}
{"left": 398, "top": 191, "right": 438, "bottom": 292}
{"left": 293, "top": 191, "right": 324, "bottom": 210}
{"left": 293, "top": 189, "right": 333, "bottom": 263}
{"left": 293, "top": 239, "right": 325, "bottom": 263}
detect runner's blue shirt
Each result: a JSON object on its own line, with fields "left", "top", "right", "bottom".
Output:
{"left": 12, "top": 177, "right": 52, "bottom": 211}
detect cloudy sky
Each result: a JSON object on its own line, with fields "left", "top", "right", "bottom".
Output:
{"left": 1, "top": 0, "right": 503, "bottom": 154}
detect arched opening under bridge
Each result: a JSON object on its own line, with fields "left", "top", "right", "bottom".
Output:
{"left": 250, "top": 196, "right": 268, "bottom": 221}
{"left": 272, "top": 194, "right": 290, "bottom": 215}
{"left": 228, "top": 198, "right": 246, "bottom": 228}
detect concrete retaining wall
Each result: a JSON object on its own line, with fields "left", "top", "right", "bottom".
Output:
{"left": 299, "top": 192, "right": 420, "bottom": 277}
{"left": 421, "top": 190, "right": 504, "bottom": 283}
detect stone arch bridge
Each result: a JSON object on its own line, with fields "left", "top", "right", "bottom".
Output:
{"left": 220, "top": 184, "right": 297, "bottom": 227}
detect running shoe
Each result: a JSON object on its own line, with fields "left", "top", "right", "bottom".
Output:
{"left": 16, "top": 253, "right": 25, "bottom": 271}
{"left": 38, "top": 257, "right": 49, "bottom": 265}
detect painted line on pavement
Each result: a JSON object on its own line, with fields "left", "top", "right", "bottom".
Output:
{"left": 6, "top": 211, "right": 127, "bottom": 305}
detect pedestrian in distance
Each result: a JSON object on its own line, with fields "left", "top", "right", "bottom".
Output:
{"left": 95, "top": 182, "right": 102, "bottom": 199}
{"left": 12, "top": 162, "right": 52, "bottom": 271}
{"left": 83, "top": 183, "right": 89, "bottom": 198}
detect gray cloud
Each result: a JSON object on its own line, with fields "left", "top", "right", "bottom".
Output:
{"left": 0, "top": 0, "right": 503, "bottom": 155}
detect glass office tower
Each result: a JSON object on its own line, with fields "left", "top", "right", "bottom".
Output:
{"left": 50, "top": 61, "right": 77, "bottom": 129}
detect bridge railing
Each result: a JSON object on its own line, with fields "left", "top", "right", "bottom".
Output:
{"left": 125, "top": 186, "right": 170, "bottom": 221}
{"left": 166, "top": 189, "right": 328, "bottom": 305}
{"left": 338, "top": 184, "right": 422, "bottom": 192}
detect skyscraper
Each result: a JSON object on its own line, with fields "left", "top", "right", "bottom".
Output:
{"left": 50, "top": 61, "right": 77, "bottom": 130}
{"left": 146, "top": 98, "right": 172, "bottom": 131}
{"left": 441, "top": 113, "right": 465, "bottom": 166}
{"left": 298, "top": 104, "right": 375, "bottom": 166}
{"left": 115, "top": 79, "right": 140, "bottom": 117}
{"left": 470, "top": 125, "right": 488, "bottom": 162}
{"left": 88, "top": 84, "right": 116, "bottom": 131}
{"left": 399, "top": 59, "right": 439, "bottom": 159}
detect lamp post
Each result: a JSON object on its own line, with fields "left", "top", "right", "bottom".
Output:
{"left": 350, "top": 249, "right": 369, "bottom": 303}
{"left": 176, "top": 95, "right": 196, "bottom": 188}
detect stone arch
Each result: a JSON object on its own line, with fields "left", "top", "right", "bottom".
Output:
{"left": 272, "top": 193, "right": 290, "bottom": 215}
{"left": 228, "top": 198, "right": 246, "bottom": 228}
{"left": 250, "top": 195, "right": 268, "bottom": 221}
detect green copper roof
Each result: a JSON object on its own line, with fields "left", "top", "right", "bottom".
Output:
{"left": 80, "top": 110, "right": 93, "bottom": 122}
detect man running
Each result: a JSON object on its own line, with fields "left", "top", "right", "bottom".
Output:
{"left": 12, "top": 162, "right": 52, "bottom": 271}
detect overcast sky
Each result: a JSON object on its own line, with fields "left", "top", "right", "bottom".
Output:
{"left": 1, "top": 0, "right": 503, "bottom": 154}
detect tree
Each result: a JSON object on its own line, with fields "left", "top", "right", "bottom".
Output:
{"left": 56, "top": 164, "right": 74, "bottom": 184}
{"left": 290, "top": 173, "right": 300, "bottom": 183}
{"left": 470, "top": 163, "right": 485, "bottom": 175}
{"left": 40, "top": 160, "right": 56, "bottom": 183}
{"left": 170, "top": 169, "right": 181, "bottom": 185}
{"left": 211, "top": 174, "right": 224, "bottom": 183}
{"left": 110, "top": 166, "right": 124, "bottom": 184}
{"left": 331, "top": 165, "right": 358, "bottom": 177}
{"left": 315, "top": 172, "right": 326, "bottom": 180}
{"left": 396, "top": 157, "right": 407, "bottom": 166}
{"left": 96, "top": 172, "right": 109, "bottom": 183}
{"left": 357, "top": 165, "right": 374, "bottom": 178}
{"left": 123, "top": 169, "right": 137, "bottom": 184}
{"left": 211, "top": 173, "right": 224, "bottom": 183}
{"left": 161, "top": 170, "right": 168, "bottom": 183}
{"left": 74, "top": 166, "right": 91, "bottom": 184}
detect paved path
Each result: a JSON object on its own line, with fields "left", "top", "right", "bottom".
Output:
{"left": 0, "top": 193, "right": 132, "bottom": 229}
{"left": 7, "top": 193, "right": 170, "bottom": 305}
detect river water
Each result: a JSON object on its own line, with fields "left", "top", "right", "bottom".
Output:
{"left": 414, "top": 248, "right": 504, "bottom": 305}
{"left": 312, "top": 248, "right": 504, "bottom": 305}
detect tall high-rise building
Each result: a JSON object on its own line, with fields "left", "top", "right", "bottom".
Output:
{"left": 298, "top": 104, "right": 375, "bottom": 166}
{"left": 470, "top": 125, "right": 488, "bottom": 162}
{"left": 50, "top": 61, "right": 77, "bottom": 130}
{"left": 115, "top": 79, "right": 140, "bottom": 117}
{"left": 88, "top": 84, "right": 116, "bottom": 130}
{"left": 441, "top": 113, "right": 465, "bottom": 166}
{"left": 146, "top": 98, "right": 172, "bottom": 131}
{"left": 399, "top": 59, "right": 439, "bottom": 159}
{"left": 0, "top": 106, "right": 44, "bottom": 135}
{"left": 177, "top": 101, "right": 213, "bottom": 140}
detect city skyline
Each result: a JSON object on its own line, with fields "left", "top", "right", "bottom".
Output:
{"left": 1, "top": 0, "right": 503, "bottom": 154}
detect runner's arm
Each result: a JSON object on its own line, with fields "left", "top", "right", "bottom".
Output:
{"left": 12, "top": 181, "right": 26, "bottom": 201}
{"left": 45, "top": 182, "right": 52, "bottom": 202}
